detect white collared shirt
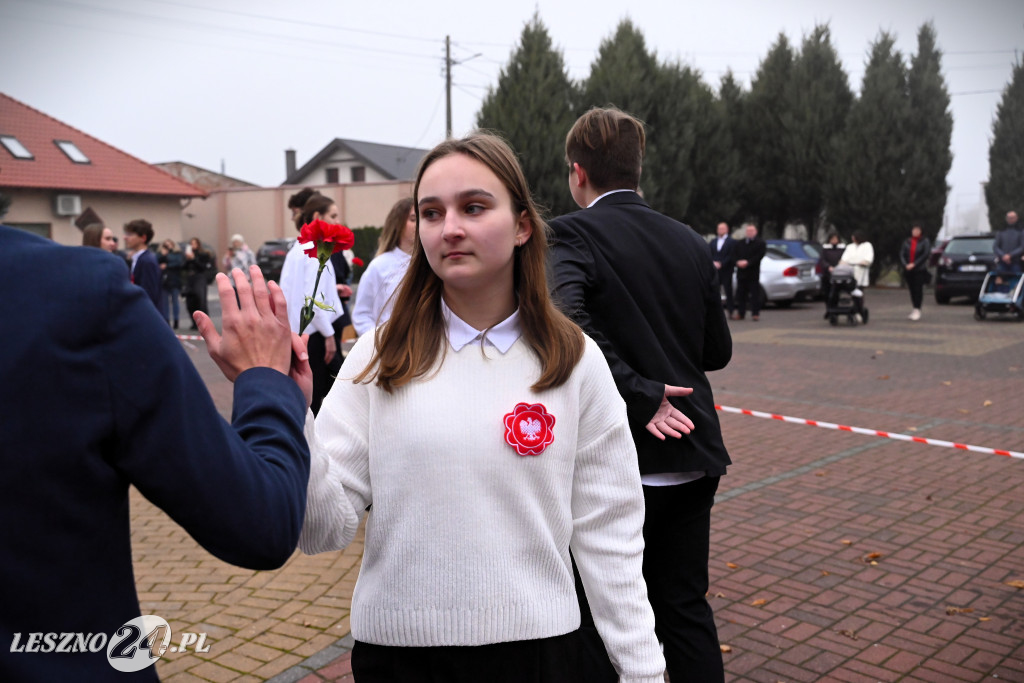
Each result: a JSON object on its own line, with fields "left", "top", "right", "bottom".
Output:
{"left": 586, "top": 188, "right": 635, "bottom": 209}
{"left": 441, "top": 299, "right": 521, "bottom": 353}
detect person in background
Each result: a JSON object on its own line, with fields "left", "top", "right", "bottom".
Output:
{"left": 899, "top": 223, "right": 931, "bottom": 322}
{"left": 158, "top": 239, "right": 186, "bottom": 329}
{"left": 183, "top": 237, "right": 214, "bottom": 328}
{"left": 993, "top": 210, "right": 1023, "bottom": 275}
{"left": 288, "top": 187, "right": 321, "bottom": 223}
{"left": 228, "top": 233, "right": 257, "bottom": 281}
{"left": 298, "top": 132, "right": 665, "bottom": 683}
{"left": 0, "top": 224, "right": 311, "bottom": 683}
{"left": 733, "top": 223, "right": 767, "bottom": 321}
{"left": 351, "top": 196, "right": 416, "bottom": 336}
{"left": 280, "top": 193, "right": 343, "bottom": 415}
{"left": 123, "top": 219, "right": 161, "bottom": 311}
{"left": 82, "top": 223, "right": 118, "bottom": 253}
{"left": 839, "top": 230, "right": 874, "bottom": 323}
{"left": 818, "top": 231, "right": 845, "bottom": 310}
{"left": 549, "top": 107, "right": 730, "bottom": 683}
{"left": 709, "top": 221, "right": 737, "bottom": 317}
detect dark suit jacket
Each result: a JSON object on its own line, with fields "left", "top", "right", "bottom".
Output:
{"left": 549, "top": 192, "right": 732, "bottom": 476}
{"left": 0, "top": 227, "right": 310, "bottom": 682}
{"left": 132, "top": 247, "right": 162, "bottom": 310}
{"left": 709, "top": 235, "right": 736, "bottom": 270}
{"left": 734, "top": 236, "right": 766, "bottom": 281}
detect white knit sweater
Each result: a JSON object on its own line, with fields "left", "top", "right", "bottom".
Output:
{"left": 299, "top": 332, "right": 665, "bottom": 682}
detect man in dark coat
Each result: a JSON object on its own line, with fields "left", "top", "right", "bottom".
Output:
{"left": 549, "top": 107, "right": 732, "bottom": 683}
{"left": 733, "top": 223, "right": 767, "bottom": 321}
{"left": 709, "top": 221, "right": 737, "bottom": 316}
{"left": 0, "top": 226, "right": 311, "bottom": 683}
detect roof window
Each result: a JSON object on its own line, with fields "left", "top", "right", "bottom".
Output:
{"left": 0, "top": 135, "right": 33, "bottom": 160}
{"left": 55, "top": 140, "right": 90, "bottom": 164}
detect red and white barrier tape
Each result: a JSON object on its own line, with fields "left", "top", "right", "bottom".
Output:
{"left": 176, "top": 334, "right": 205, "bottom": 341}
{"left": 716, "top": 405, "right": 1024, "bottom": 461}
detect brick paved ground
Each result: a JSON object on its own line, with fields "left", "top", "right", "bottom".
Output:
{"left": 139, "top": 286, "right": 1023, "bottom": 682}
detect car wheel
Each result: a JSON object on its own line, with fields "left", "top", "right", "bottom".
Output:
{"left": 935, "top": 292, "right": 950, "bottom": 304}
{"left": 829, "top": 314, "right": 838, "bottom": 326}
{"left": 775, "top": 298, "right": 793, "bottom": 309}
{"left": 974, "top": 307, "right": 986, "bottom": 321}
{"left": 862, "top": 309, "right": 869, "bottom": 324}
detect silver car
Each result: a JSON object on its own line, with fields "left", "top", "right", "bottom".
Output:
{"left": 731, "top": 247, "right": 820, "bottom": 307}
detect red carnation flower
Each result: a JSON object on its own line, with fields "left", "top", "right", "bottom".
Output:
{"left": 352, "top": 256, "right": 365, "bottom": 267}
{"left": 504, "top": 403, "right": 555, "bottom": 456}
{"left": 299, "top": 218, "right": 355, "bottom": 260}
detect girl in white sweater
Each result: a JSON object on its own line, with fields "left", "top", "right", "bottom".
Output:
{"left": 296, "top": 133, "right": 665, "bottom": 682}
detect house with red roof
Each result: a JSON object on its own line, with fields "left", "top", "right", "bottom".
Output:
{"left": 0, "top": 92, "right": 205, "bottom": 246}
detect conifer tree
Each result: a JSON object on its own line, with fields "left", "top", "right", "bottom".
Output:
{"left": 829, "top": 33, "right": 911, "bottom": 278}
{"left": 905, "top": 22, "right": 953, "bottom": 239}
{"left": 745, "top": 33, "right": 796, "bottom": 235}
{"left": 985, "top": 61, "right": 1024, "bottom": 230}
{"left": 477, "top": 13, "right": 579, "bottom": 217}
{"left": 718, "top": 71, "right": 749, "bottom": 227}
{"left": 787, "top": 25, "right": 853, "bottom": 237}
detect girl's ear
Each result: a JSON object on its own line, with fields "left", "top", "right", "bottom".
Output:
{"left": 515, "top": 211, "right": 533, "bottom": 246}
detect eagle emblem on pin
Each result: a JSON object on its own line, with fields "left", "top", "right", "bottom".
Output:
{"left": 504, "top": 403, "right": 555, "bottom": 456}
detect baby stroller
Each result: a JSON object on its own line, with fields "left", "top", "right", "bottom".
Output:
{"left": 825, "top": 265, "right": 868, "bottom": 326}
{"left": 974, "top": 270, "right": 1024, "bottom": 321}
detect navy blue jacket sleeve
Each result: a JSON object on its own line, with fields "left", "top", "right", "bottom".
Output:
{"left": 103, "top": 270, "right": 310, "bottom": 569}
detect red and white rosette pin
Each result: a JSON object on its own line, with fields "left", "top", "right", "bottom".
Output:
{"left": 504, "top": 402, "right": 555, "bottom": 456}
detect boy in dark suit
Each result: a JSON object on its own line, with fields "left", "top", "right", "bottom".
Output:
{"left": 123, "top": 218, "right": 162, "bottom": 310}
{"left": 550, "top": 107, "right": 731, "bottom": 682}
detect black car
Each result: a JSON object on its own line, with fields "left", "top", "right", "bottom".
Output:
{"left": 934, "top": 234, "right": 995, "bottom": 304}
{"left": 256, "top": 238, "right": 294, "bottom": 283}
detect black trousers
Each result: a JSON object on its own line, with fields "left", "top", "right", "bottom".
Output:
{"left": 351, "top": 633, "right": 579, "bottom": 683}
{"left": 735, "top": 275, "right": 760, "bottom": 317}
{"left": 307, "top": 331, "right": 342, "bottom": 416}
{"left": 906, "top": 268, "right": 927, "bottom": 309}
{"left": 574, "top": 476, "right": 724, "bottom": 683}
{"left": 720, "top": 267, "right": 735, "bottom": 313}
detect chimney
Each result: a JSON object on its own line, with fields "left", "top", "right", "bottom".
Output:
{"left": 285, "top": 149, "right": 296, "bottom": 180}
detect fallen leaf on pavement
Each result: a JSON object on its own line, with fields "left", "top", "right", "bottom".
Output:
{"left": 1005, "top": 580, "right": 1024, "bottom": 589}
{"left": 714, "top": 592, "right": 726, "bottom": 598}
{"left": 958, "top": 408, "right": 971, "bottom": 414}
{"left": 978, "top": 617, "right": 991, "bottom": 622}
{"left": 875, "top": 350, "right": 885, "bottom": 355}
{"left": 983, "top": 400, "right": 993, "bottom": 407}
{"left": 726, "top": 562, "right": 739, "bottom": 569}
{"left": 841, "top": 539, "right": 853, "bottom": 545}
{"left": 751, "top": 599, "right": 767, "bottom": 606}
{"left": 946, "top": 606, "right": 974, "bottom": 615}
{"left": 865, "top": 552, "right": 883, "bottom": 560}
{"left": 877, "top": 375, "right": 890, "bottom": 380}
{"left": 835, "top": 629, "right": 858, "bottom": 640}
{"left": 821, "top": 570, "right": 831, "bottom": 576}
{"left": 815, "top": 471, "right": 826, "bottom": 477}
{"left": 942, "top": 381, "right": 952, "bottom": 386}
{"left": 720, "top": 644, "right": 732, "bottom": 653}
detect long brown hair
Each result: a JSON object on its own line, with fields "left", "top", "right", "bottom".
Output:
{"left": 377, "top": 196, "right": 415, "bottom": 256}
{"left": 354, "top": 132, "right": 584, "bottom": 393}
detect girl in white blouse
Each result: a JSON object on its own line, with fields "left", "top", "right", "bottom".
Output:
{"left": 350, "top": 197, "right": 416, "bottom": 336}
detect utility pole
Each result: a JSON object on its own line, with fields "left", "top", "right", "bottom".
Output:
{"left": 445, "top": 35, "right": 452, "bottom": 138}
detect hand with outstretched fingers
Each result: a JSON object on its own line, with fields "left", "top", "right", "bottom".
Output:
{"left": 645, "top": 384, "right": 696, "bottom": 441}
{"left": 196, "top": 266, "right": 310, "bottom": 408}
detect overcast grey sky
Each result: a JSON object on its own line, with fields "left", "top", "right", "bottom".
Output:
{"left": 2, "top": 0, "right": 1021, "bottom": 231}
